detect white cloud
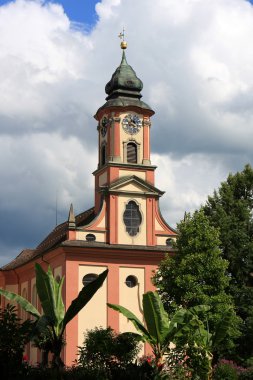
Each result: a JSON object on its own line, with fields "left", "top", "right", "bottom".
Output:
{"left": 0, "top": 0, "right": 253, "bottom": 265}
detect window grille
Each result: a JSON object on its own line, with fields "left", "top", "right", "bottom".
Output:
{"left": 123, "top": 201, "right": 142, "bottom": 236}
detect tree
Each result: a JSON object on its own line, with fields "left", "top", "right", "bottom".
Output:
{"left": 154, "top": 210, "right": 241, "bottom": 357}
{"left": 0, "top": 304, "right": 33, "bottom": 380}
{"left": 0, "top": 263, "right": 108, "bottom": 369}
{"left": 203, "top": 164, "right": 253, "bottom": 362}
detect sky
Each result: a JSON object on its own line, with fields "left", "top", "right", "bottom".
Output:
{"left": 1, "top": 0, "right": 253, "bottom": 266}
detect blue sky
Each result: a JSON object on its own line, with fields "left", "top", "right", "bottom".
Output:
{"left": 0, "top": 0, "right": 99, "bottom": 27}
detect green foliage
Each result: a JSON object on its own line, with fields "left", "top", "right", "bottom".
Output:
{"left": 239, "top": 367, "right": 253, "bottom": 380}
{"left": 0, "top": 304, "right": 33, "bottom": 380}
{"left": 203, "top": 164, "right": 253, "bottom": 361}
{"left": 78, "top": 326, "right": 140, "bottom": 376}
{"left": 154, "top": 210, "right": 241, "bottom": 357}
{"left": 213, "top": 359, "right": 248, "bottom": 380}
{"left": 0, "top": 264, "right": 108, "bottom": 369}
{"left": 108, "top": 290, "right": 213, "bottom": 377}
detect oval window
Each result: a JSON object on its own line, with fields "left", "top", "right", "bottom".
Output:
{"left": 82, "top": 273, "right": 98, "bottom": 287}
{"left": 86, "top": 234, "right": 96, "bottom": 242}
{"left": 125, "top": 275, "right": 138, "bottom": 288}
{"left": 123, "top": 201, "right": 142, "bottom": 236}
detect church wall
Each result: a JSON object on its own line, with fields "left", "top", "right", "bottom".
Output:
{"left": 119, "top": 267, "right": 145, "bottom": 354}
{"left": 77, "top": 265, "right": 107, "bottom": 348}
{"left": 30, "top": 276, "right": 38, "bottom": 365}
{"left": 76, "top": 231, "right": 106, "bottom": 242}
{"left": 119, "top": 169, "right": 146, "bottom": 180}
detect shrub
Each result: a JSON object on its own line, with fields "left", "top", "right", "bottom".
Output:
{"left": 78, "top": 327, "right": 140, "bottom": 375}
{"left": 213, "top": 359, "right": 247, "bottom": 380}
{"left": 239, "top": 367, "right": 253, "bottom": 380}
{"left": 0, "top": 304, "right": 33, "bottom": 380}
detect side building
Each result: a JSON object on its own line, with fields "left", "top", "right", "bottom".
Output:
{"left": 0, "top": 41, "right": 176, "bottom": 366}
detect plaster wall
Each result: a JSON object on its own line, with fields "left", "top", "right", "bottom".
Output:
{"left": 78, "top": 265, "right": 107, "bottom": 347}
{"left": 76, "top": 231, "right": 106, "bottom": 242}
{"left": 119, "top": 267, "right": 144, "bottom": 354}
{"left": 119, "top": 169, "right": 145, "bottom": 180}
{"left": 99, "top": 171, "right": 108, "bottom": 186}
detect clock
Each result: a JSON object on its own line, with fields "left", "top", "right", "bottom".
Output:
{"left": 122, "top": 114, "right": 142, "bottom": 135}
{"left": 101, "top": 116, "right": 109, "bottom": 137}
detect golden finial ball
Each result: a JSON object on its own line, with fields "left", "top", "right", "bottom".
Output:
{"left": 121, "top": 41, "right": 127, "bottom": 49}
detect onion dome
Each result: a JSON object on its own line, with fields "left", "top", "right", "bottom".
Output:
{"left": 95, "top": 42, "right": 154, "bottom": 117}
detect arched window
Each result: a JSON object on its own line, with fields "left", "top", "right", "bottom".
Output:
{"left": 123, "top": 200, "right": 142, "bottom": 236}
{"left": 21, "top": 288, "right": 27, "bottom": 320}
{"left": 31, "top": 284, "right": 37, "bottom": 320}
{"left": 101, "top": 144, "right": 106, "bottom": 165}
{"left": 127, "top": 142, "right": 137, "bottom": 163}
{"left": 82, "top": 273, "right": 98, "bottom": 287}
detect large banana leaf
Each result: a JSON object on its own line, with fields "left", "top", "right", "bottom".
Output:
{"left": 107, "top": 302, "right": 152, "bottom": 343}
{"left": 0, "top": 288, "right": 41, "bottom": 319}
{"left": 52, "top": 275, "right": 65, "bottom": 334}
{"left": 35, "top": 264, "right": 57, "bottom": 324}
{"left": 143, "top": 291, "right": 170, "bottom": 345}
{"left": 62, "top": 269, "right": 108, "bottom": 332}
{"left": 211, "top": 309, "right": 233, "bottom": 348}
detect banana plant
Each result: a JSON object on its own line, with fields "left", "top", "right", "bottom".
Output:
{"left": 108, "top": 291, "right": 207, "bottom": 369}
{"left": 0, "top": 263, "right": 108, "bottom": 368}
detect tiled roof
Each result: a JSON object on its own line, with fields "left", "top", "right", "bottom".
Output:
{"left": 1, "top": 207, "right": 95, "bottom": 271}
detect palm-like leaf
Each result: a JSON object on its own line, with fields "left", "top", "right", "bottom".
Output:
{"left": 0, "top": 288, "right": 41, "bottom": 319}
{"left": 35, "top": 264, "right": 57, "bottom": 324}
{"left": 107, "top": 302, "right": 152, "bottom": 343}
{"left": 143, "top": 292, "right": 170, "bottom": 345}
{"left": 62, "top": 269, "right": 108, "bottom": 332}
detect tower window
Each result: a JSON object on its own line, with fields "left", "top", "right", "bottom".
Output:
{"left": 82, "top": 273, "right": 98, "bottom": 287}
{"left": 123, "top": 200, "right": 142, "bottom": 236}
{"left": 101, "top": 144, "right": 106, "bottom": 165}
{"left": 127, "top": 142, "right": 137, "bottom": 163}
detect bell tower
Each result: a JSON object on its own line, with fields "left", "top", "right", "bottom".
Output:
{"left": 92, "top": 36, "right": 175, "bottom": 246}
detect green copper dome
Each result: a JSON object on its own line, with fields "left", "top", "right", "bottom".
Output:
{"left": 96, "top": 49, "right": 154, "bottom": 115}
{"left": 105, "top": 50, "right": 143, "bottom": 99}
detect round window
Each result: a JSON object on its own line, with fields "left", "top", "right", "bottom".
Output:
{"left": 166, "top": 238, "right": 173, "bottom": 248}
{"left": 82, "top": 273, "right": 98, "bottom": 287}
{"left": 86, "top": 234, "right": 96, "bottom": 242}
{"left": 125, "top": 275, "right": 138, "bottom": 288}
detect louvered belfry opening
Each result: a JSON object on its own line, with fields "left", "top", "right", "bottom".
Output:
{"left": 127, "top": 142, "right": 137, "bottom": 163}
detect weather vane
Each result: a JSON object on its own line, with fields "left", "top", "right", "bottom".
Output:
{"left": 118, "top": 27, "right": 127, "bottom": 49}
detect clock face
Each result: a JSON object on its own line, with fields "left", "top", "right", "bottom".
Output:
{"left": 122, "top": 114, "right": 142, "bottom": 135}
{"left": 101, "top": 117, "right": 109, "bottom": 137}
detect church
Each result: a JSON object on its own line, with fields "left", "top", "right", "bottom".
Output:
{"left": 0, "top": 38, "right": 176, "bottom": 366}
